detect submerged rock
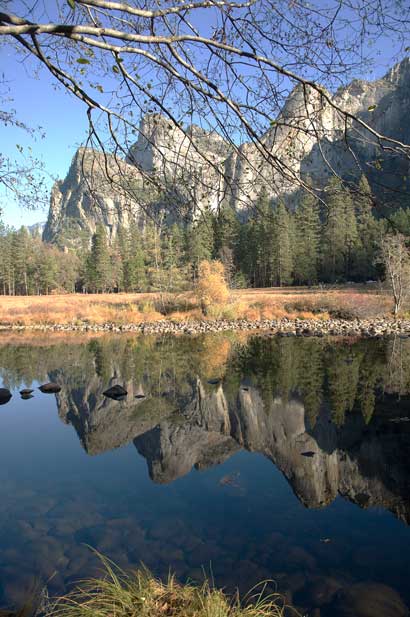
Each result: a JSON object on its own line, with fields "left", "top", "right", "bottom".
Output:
{"left": 327, "top": 582, "right": 408, "bottom": 617}
{"left": 19, "top": 389, "right": 34, "bottom": 395}
{"left": 0, "top": 388, "right": 12, "bottom": 405}
{"left": 103, "top": 384, "right": 127, "bottom": 400}
{"left": 20, "top": 394, "right": 34, "bottom": 400}
{"left": 39, "top": 383, "right": 61, "bottom": 393}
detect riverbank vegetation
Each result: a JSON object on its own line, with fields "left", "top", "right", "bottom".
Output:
{"left": 1, "top": 558, "right": 296, "bottom": 617}
{"left": 46, "top": 561, "right": 294, "bottom": 617}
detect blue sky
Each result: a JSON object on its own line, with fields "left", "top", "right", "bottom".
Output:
{"left": 0, "top": 46, "right": 89, "bottom": 227}
{"left": 0, "top": 1, "right": 407, "bottom": 228}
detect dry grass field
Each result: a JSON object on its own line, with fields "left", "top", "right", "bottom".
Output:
{"left": 0, "top": 285, "right": 395, "bottom": 326}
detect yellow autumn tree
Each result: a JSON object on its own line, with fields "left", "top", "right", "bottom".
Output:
{"left": 196, "top": 260, "right": 229, "bottom": 315}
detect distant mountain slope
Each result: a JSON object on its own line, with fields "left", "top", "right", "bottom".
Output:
{"left": 26, "top": 222, "right": 46, "bottom": 237}
{"left": 43, "top": 58, "right": 410, "bottom": 246}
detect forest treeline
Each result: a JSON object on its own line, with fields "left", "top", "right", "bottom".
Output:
{"left": 1, "top": 175, "right": 409, "bottom": 295}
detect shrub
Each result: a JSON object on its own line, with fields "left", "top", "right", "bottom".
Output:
{"left": 196, "top": 260, "right": 230, "bottom": 314}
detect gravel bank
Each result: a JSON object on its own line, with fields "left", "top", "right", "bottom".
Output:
{"left": 1, "top": 317, "right": 410, "bottom": 337}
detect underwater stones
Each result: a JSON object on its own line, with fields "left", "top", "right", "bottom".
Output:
{"left": 287, "top": 546, "right": 317, "bottom": 571}
{"left": 326, "top": 583, "right": 408, "bottom": 617}
{"left": 0, "top": 388, "right": 12, "bottom": 405}
{"left": 39, "top": 382, "right": 61, "bottom": 393}
{"left": 1, "top": 570, "right": 38, "bottom": 607}
{"left": 103, "top": 384, "right": 127, "bottom": 400}
{"left": 301, "top": 575, "right": 344, "bottom": 608}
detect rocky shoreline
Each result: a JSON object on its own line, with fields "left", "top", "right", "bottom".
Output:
{"left": 1, "top": 317, "right": 410, "bottom": 337}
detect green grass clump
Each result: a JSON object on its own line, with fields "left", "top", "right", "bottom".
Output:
{"left": 46, "top": 554, "right": 298, "bottom": 617}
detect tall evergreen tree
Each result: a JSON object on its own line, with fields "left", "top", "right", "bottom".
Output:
{"left": 214, "top": 203, "right": 240, "bottom": 255}
{"left": 127, "top": 223, "right": 147, "bottom": 291}
{"left": 343, "top": 185, "right": 359, "bottom": 278}
{"left": 214, "top": 203, "right": 240, "bottom": 286}
{"left": 271, "top": 201, "right": 294, "bottom": 286}
{"left": 143, "top": 220, "right": 163, "bottom": 289}
{"left": 254, "top": 188, "right": 274, "bottom": 286}
{"left": 354, "top": 174, "right": 380, "bottom": 280}
{"left": 186, "top": 208, "right": 215, "bottom": 279}
{"left": 86, "top": 225, "right": 111, "bottom": 292}
{"left": 162, "top": 224, "right": 186, "bottom": 290}
{"left": 294, "top": 190, "right": 320, "bottom": 285}
{"left": 321, "top": 178, "right": 352, "bottom": 282}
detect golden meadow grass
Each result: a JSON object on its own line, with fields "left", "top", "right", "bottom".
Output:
{"left": 42, "top": 555, "right": 299, "bottom": 617}
{"left": 0, "top": 286, "right": 393, "bottom": 326}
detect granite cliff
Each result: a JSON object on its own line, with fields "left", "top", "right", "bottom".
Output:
{"left": 43, "top": 58, "right": 410, "bottom": 245}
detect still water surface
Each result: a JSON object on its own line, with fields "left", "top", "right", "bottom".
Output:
{"left": 0, "top": 333, "right": 410, "bottom": 615}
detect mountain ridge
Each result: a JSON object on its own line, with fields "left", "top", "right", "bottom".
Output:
{"left": 43, "top": 57, "right": 410, "bottom": 246}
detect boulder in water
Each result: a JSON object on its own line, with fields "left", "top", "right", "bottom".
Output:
{"left": 103, "top": 385, "right": 127, "bottom": 400}
{"left": 39, "top": 383, "right": 61, "bottom": 393}
{"left": 20, "top": 388, "right": 34, "bottom": 395}
{"left": 0, "top": 388, "right": 12, "bottom": 405}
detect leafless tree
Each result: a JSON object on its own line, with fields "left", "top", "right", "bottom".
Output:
{"left": 0, "top": 93, "right": 49, "bottom": 211}
{"left": 378, "top": 233, "right": 410, "bottom": 317}
{"left": 1, "top": 0, "right": 410, "bottom": 219}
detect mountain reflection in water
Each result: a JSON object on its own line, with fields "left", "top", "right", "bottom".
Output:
{"left": 0, "top": 333, "right": 410, "bottom": 615}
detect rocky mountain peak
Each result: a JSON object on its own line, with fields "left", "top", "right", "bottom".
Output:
{"left": 43, "top": 57, "right": 410, "bottom": 246}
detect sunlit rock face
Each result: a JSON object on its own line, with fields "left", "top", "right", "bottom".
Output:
{"left": 44, "top": 58, "right": 410, "bottom": 244}
{"left": 43, "top": 148, "right": 145, "bottom": 247}
{"left": 127, "top": 114, "right": 231, "bottom": 216}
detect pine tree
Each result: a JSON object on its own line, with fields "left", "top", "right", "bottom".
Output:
{"left": 235, "top": 220, "right": 254, "bottom": 287}
{"left": 186, "top": 208, "right": 215, "bottom": 279}
{"left": 143, "top": 220, "right": 163, "bottom": 290}
{"left": 254, "top": 188, "right": 274, "bottom": 286}
{"left": 12, "top": 227, "right": 30, "bottom": 294}
{"left": 86, "top": 225, "right": 111, "bottom": 292}
{"left": 321, "top": 178, "right": 351, "bottom": 282}
{"left": 214, "top": 203, "right": 240, "bottom": 254}
{"left": 214, "top": 203, "right": 240, "bottom": 286}
{"left": 113, "top": 226, "right": 129, "bottom": 291}
{"left": 162, "top": 224, "right": 186, "bottom": 291}
{"left": 0, "top": 223, "right": 13, "bottom": 295}
{"left": 127, "top": 223, "right": 147, "bottom": 291}
{"left": 354, "top": 175, "right": 379, "bottom": 280}
{"left": 294, "top": 190, "right": 320, "bottom": 285}
{"left": 343, "top": 185, "right": 359, "bottom": 278}
{"left": 271, "top": 201, "right": 294, "bottom": 286}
